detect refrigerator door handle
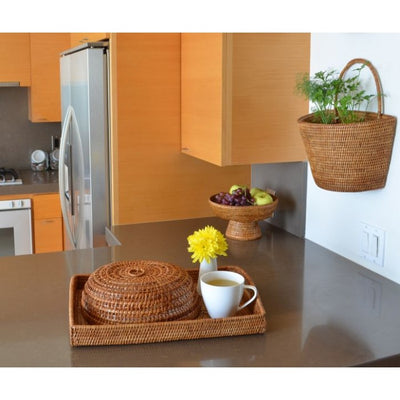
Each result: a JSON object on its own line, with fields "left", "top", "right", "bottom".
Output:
{"left": 66, "top": 142, "right": 74, "bottom": 216}
{"left": 59, "top": 106, "right": 75, "bottom": 247}
{"left": 59, "top": 105, "right": 85, "bottom": 248}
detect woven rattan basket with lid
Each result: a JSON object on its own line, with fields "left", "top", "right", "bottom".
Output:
{"left": 81, "top": 260, "right": 201, "bottom": 325}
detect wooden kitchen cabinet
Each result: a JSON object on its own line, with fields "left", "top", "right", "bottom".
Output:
{"left": 110, "top": 33, "right": 250, "bottom": 225}
{"left": 28, "top": 33, "right": 71, "bottom": 122}
{"left": 32, "top": 193, "right": 63, "bottom": 254}
{"left": 181, "top": 33, "right": 310, "bottom": 166}
{"left": 70, "top": 33, "right": 109, "bottom": 47}
{"left": 28, "top": 33, "right": 108, "bottom": 122}
{"left": 34, "top": 218, "right": 63, "bottom": 254}
{"left": 0, "top": 33, "right": 31, "bottom": 86}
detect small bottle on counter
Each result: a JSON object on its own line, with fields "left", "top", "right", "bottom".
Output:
{"left": 49, "top": 148, "right": 59, "bottom": 170}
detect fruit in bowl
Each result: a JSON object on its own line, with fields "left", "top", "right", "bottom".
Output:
{"left": 213, "top": 185, "right": 274, "bottom": 207}
{"left": 250, "top": 187, "right": 274, "bottom": 205}
{"left": 253, "top": 191, "right": 273, "bottom": 206}
{"left": 209, "top": 185, "right": 278, "bottom": 241}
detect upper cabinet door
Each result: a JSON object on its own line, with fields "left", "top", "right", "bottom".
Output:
{"left": 181, "top": 33, "right": 226, "bottom": 166}
{"left": 181, "top": 33, "right": 310, "bottom": 166}
{"left": 0, "top": 33, "right": 31, "bottom": 86}
{"left": 28, "top": 33, "right": 71, "bottom": 122}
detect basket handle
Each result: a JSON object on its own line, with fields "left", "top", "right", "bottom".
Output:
{"left": 337, "top": 58, "right": 383, "bottom": 119}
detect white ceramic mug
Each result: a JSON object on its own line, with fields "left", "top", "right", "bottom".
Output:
{"left": 200, "top": 270, "right": 258, "bottom": 318}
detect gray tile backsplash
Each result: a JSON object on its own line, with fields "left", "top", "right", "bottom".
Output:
{"left": 0, "top": 87, "right": 61, "bottom": 169}
{"left": 252, "top": 162, "right": 307, "bottom": 238}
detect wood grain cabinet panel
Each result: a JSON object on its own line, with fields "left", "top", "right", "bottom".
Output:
{"left": 181, "top": 33, "right": 310, "bottom": 166}
{"left": 110, "top": 33, "right": 250, "bottom": 224}
{"left": 33, "top": 218, "right": 63, "bottom": 254}
{"left": 28, "top": 33, "right": 71, "bottom": 122}
{"left": 0, "top": 33, "right": 31, "bottom": 86}
{"left": 70, "top": 33, "right": 109, "bottom": 47}
{"left": 32, "top": 193, "right": 63, "bottom": 254}
{"left": 33, "top": 193, "right": 61, "bottom": 219}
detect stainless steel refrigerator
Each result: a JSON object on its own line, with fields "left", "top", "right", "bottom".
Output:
{"left": 59, "top": 41, "right": 110, "bottom": 250}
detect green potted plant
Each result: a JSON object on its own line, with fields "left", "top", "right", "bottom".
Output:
{"left": 296, "top": 58, "right": 397, "bottom": 192}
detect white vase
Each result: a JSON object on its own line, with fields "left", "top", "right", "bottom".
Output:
{"left": 197, "top": 257, "right": 217, "bottom": 294}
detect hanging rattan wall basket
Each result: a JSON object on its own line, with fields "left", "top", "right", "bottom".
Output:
{"left": 298, "top": 58, "right": 397, "bottom": 192}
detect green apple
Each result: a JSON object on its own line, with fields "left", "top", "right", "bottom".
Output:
{"left": 254, "top": 191, "right": 273, "bottom": 205}
{"left": 250, "top": 187, "right": 264, "bottom": 197}
{"left": 229, "top": 184, "right": 247, "bottom": 194}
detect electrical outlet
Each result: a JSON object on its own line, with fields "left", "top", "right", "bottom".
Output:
{"left": 360, "top": 222, "right": 385, "bottom": 267}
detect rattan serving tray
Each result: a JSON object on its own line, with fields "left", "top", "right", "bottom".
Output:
{"left": 69, "top": 265, "right": 267, "bottom": 347}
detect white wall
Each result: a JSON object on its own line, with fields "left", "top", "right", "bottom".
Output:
{"left": 305, "top": 33, "right": 400, "bottom": 284}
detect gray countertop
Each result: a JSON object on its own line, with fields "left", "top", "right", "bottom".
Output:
{"left": 1, "top": 216, "right": 400, "bottom": 367}
{"left": 0, "top": 169, "right": 59, "bottom": 196}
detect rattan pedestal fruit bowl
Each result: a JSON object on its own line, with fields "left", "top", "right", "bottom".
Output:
{"left": 81, "top": 260, "right": 201, "bottom": 325}
{"left": 209, "top": 194, "right": 278, "bottom": 241}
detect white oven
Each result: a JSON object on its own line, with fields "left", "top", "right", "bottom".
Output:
{"left": 0, "top": 199, "right": 33, "bottom": 256}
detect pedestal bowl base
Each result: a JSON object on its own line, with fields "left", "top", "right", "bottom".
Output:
{"left": 226, "top": 220, "right": 262, "bottom": 241}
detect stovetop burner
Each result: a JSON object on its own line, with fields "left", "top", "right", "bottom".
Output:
{"left": 0, "top": 168, "right": 22, "bottom": 185}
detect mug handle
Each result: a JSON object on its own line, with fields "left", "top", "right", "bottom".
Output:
{"left": 237, "top": 285, "right": 258, "bottom": 311}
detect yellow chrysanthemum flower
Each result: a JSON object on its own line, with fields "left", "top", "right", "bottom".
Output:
{"left": 187, "top": 225, "right": 228, "bottom": 263}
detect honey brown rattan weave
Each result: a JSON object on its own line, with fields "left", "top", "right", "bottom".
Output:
{"left": 69, "top": 265, "right": 267, "bottom": 346}
{"left": 81, "top": 260, "right": 201, "bottom": 325}
{"left": 209, "top": 194, "right": 278, "bottom": 241}
{"left": 298, "top": 58, "right": 397, "bottom": 192}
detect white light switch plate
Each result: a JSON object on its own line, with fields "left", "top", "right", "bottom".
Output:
{"left": 359, "top": 222, "right": 385, "bottom": 267}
